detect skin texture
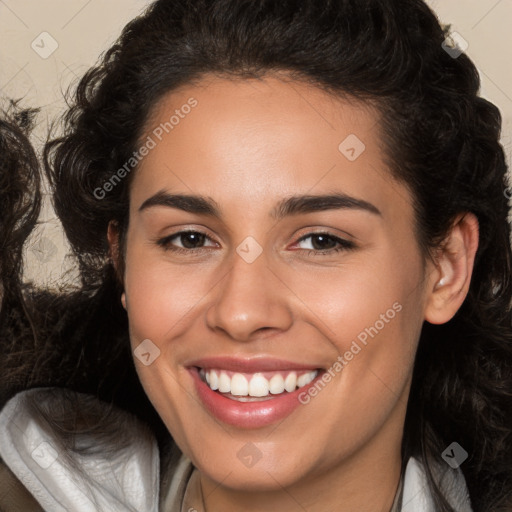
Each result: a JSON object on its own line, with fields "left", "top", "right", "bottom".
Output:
{"left": 108, "top": 74, "right": 479, "bottom": 511}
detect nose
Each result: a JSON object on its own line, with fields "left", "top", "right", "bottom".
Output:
{"left": 205, "top": 244, "right": 293, "bottom": 342}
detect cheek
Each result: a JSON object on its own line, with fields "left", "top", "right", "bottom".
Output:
{"left": 123, "top": 241, "right": 210, "bottom": 347}
{"left": 281, "top": 248, "right": 421, "bottom": 349}
{"left": 290, "top": 249, "right": 423, "bottom": 409}
{"left": 285, "top": 265, "right": 422, "bottom": 462}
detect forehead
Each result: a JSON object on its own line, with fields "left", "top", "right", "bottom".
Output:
{"left": 143, "top": 73, "right": 378, "bottom": 147}
{"left": 130, "top": 73, "right": 409, "bottom": 222}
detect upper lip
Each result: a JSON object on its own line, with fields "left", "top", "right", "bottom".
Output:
{"left": 187, "top": 356, "right": 323, "bottom": 373}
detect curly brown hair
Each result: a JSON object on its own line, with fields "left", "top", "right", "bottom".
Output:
{"left": 0, "top": 101, "right": 42, "bottom": 403}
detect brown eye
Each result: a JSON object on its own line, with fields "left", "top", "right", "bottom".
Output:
{"left": 157, "top": 230, "right": 216, "bottom": 253}
{"left": 295, "top": 232, "right": 356, "bottom": 255}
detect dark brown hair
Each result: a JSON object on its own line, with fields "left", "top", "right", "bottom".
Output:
{"left": 0, "top": 102, "right": 42, "bottom": 405}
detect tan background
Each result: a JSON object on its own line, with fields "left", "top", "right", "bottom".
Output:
{"left": 0, "top": 0, "right": 511, "bottom": 286}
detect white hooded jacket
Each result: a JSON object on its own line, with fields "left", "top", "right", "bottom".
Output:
{"left": 0, "top": 388, "right": 474, "bottom": 512}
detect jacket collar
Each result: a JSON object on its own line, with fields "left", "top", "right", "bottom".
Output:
{"left": 0, "top": 387, "right": 473, "bottom": 512}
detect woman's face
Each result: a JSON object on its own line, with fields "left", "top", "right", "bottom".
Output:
{"left": 119, "top": 74, "right": 436, "bottom": 491}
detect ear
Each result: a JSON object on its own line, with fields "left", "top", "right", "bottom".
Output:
{"left": 424, "top": 212, "right": 479, "bottom": 324}
{"left": 107, "top": 220, "right": 127, "bottom": 310}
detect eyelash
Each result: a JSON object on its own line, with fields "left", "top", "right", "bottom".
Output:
{"left": 156, "top": 230, "right": 356, "bottom": 256}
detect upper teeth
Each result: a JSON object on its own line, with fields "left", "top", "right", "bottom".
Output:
{"left": 200, "top": 369, "right": 318, "bottom": 397}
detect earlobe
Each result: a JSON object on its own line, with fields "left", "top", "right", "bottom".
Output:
{"left": 121, "top": 292, "right": 127, "bottom": 310}
{"left": 424, "top": 213, "right": 479, "bottom": 325}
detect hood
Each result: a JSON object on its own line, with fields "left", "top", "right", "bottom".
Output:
{"left": 0, "top": 387, "right": 159, "bottom": 512}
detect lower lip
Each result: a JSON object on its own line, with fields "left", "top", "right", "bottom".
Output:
{"left": 189, "top": 367, "right": 323, "bottom": 429}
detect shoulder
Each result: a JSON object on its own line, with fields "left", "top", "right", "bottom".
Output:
{"left": 0, "top": 387, "right": 160, "bottom": 512}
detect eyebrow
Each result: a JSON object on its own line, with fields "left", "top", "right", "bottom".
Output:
{"left": 139, "top": 190, "right": 382, "bottom": 219}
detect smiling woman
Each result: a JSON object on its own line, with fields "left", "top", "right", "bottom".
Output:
{"left": 0, "top": 0, "right": 511, "bottom": 511}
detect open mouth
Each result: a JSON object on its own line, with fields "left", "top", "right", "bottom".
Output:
{"left": 196, "top": 368, "right": 322, "bottom": 402}
{"left": 188, "top": 361, "right": 328, "bottom": 428}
